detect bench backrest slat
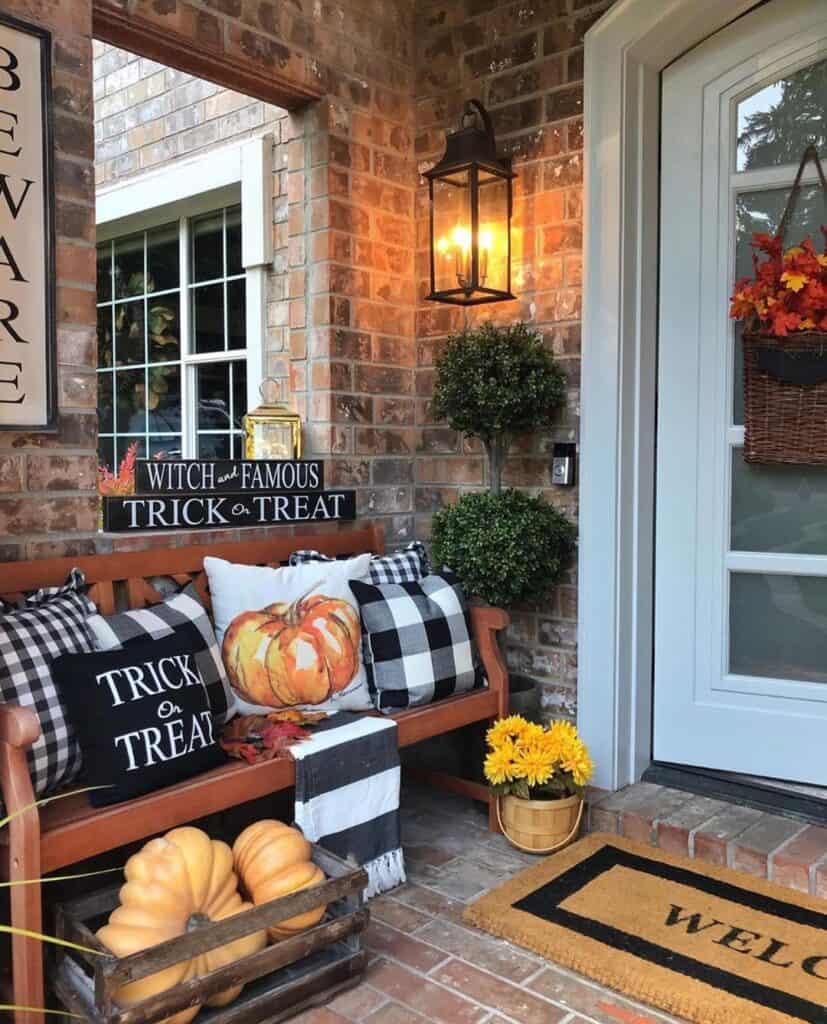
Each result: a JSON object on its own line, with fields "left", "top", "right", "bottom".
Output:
{"left": 0, "top": 526, "right": 386, "bottom": 609}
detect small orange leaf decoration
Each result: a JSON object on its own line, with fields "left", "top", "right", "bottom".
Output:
{"left": 223, "top": 589, "right": 361, "bottom": 708}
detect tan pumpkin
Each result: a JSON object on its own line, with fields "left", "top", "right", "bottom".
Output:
{"left": 222, "top": 590, "right": 361, "bottom": 708}
{"left": 97, "top": 827, "right": 267, "bottom": 1024}
{"left": 232, "top": 820, "right": 327, "bottom": 941}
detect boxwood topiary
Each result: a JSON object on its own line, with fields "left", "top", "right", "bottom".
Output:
{"left": 431, "top": 489, "right": 576, "bottom": 608}
{"left": 432, "top": 321, "right": 566, "bottom": 494}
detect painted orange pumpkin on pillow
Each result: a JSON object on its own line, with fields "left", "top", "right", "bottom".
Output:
{"left": 222, "top": 588, "right": 361, "bottom": 707}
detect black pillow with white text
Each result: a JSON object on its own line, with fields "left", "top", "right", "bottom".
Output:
{"left": 51, "top": 623, "right": 225, "bottom": 807}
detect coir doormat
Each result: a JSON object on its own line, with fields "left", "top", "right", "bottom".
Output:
{"left": 464, "top": 834, "right": 827, "bottom": 1024}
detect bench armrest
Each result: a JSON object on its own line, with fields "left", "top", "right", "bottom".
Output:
{"left": 0, "top": 702, "right": 40, "bottom": 749}
{"left": 469, "top": 603, "right": 510, "bottom": 718}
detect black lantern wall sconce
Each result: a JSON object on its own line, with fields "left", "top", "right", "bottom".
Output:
{"left": 424, "top": 99, "right": 515, "bottom": 306}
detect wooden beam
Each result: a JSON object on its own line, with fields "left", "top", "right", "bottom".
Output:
{"left": 92, "top": 0, "right": 323, "bottom": 111}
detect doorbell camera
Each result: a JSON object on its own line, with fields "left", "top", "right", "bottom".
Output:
{"left": 551, "top": 443, "right": 576, "bottom": 486}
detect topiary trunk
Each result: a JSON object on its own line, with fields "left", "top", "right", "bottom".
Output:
{"left": 485, "top": 437, "right": 509, "bottom": 495}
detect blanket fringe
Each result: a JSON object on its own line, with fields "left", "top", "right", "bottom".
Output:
{"left": 364, "top": 847, "right": 406, "bottom": 899}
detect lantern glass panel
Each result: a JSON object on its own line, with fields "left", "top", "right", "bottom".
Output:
{"left": 246, "top": 419, "right": 295, "bottom": 459}
{"left": 432, "top": 169, "right": 472, "bottom": 294}
{"left": 478, "top": 170, "right": 510, "bottom": 295}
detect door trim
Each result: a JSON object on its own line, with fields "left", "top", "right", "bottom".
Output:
{"left": 579, "top": 0, "right": 761, "bottom": 791}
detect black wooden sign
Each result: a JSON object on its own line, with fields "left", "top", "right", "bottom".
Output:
{"left": 103, "top": 490, "right": 355, "bottom": 532}
{"left": 135, "top": 459, "right": 324, "bottom": 494}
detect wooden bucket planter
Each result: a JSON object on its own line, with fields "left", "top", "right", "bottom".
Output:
{"left": 497, "top": 793, "right": 583, "bottom": 854}
{"left": 52, "top": 845, "right": 368, "bottom": 1024}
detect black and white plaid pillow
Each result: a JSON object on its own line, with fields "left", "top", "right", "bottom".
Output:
{"left": 85, "top": 582, "right": 235, "bottom": 724}
{"left": 349, "top": 572, "right": 481, "bottom": 712}
{"left": 289, "top": 540, "right": 429, "bottom": 584}
{"left": 0, "top": 569, "right": 96, "bottom": 807}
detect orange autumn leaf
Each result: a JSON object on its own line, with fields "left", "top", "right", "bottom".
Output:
{"left": 781, "top": 270, "right": 809, "bottom": 292}
{"left": 730, "top": 230, "right": 827, "bottom": 338}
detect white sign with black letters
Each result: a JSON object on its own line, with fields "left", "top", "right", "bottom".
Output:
{"left": 0, "top": 14, "right": 55, "bottom": 429}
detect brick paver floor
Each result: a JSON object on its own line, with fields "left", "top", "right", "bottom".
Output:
{"left": 292, "top": 784, "right": 686, "bottom": 1024}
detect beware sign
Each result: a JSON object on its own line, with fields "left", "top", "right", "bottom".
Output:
{"left": 0, "top": 13, "right": 55, "bottom": 429}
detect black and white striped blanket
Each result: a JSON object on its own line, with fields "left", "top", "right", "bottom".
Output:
{"left": 292, "top": 712, "right": 405, "bottom": 898}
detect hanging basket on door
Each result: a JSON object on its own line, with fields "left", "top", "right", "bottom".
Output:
{"left": 731, "top": 145, "right": 827, "bottom": 464}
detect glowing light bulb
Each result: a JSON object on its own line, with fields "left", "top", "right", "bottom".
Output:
{"left": 452, "top": 225, "right": 471, "bottom": 251}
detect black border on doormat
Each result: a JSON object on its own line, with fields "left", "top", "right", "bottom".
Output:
{"left": 514, "top": 844, "right": 827, "bottom": 1024}
{"left": 642, "top": 762, "right": 827, "bottom": 826}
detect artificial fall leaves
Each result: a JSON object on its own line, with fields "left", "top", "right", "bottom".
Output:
{"left": 730, "top": 230, "right": 827, "bottom": 337}
{"left": 220, "top": 710, "right": 326, "bottom": 764}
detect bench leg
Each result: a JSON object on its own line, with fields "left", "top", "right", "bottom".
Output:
{"left": 488, "top": 788, "right": 502, "bottom": 833}
{"left": 10, "top": 867, "right": 44, "bottom": 1024}
{"left": 1, "top": 740, "right": 45, "bottom": 1024}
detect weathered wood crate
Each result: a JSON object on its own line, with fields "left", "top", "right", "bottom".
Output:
{"left": 52, "top": 845, "right": 368, "bottom": 1024}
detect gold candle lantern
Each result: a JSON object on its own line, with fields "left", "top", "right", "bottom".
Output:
{"left": 243, "top": 379, "right": 302, "bottom": 459}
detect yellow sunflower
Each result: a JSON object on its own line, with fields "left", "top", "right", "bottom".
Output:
{"left": 515, "top": 740, "right": 556, "bottom": 788}
{"left": 483, "top": 739, "right": 521, "bottom": 785}
{"left": 486, "top": 714, "right": 530, "bottom": 748}
{"left": 562, "top": 739, "right": 594, "bottom": 787}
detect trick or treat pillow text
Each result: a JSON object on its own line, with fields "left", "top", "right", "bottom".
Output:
{"left": 52, "top": 624, "right": 225, "bottom": 807}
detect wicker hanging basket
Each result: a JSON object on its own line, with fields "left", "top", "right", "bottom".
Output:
{"left": 743, "top": 331, "right": 827, "bottom": 464}
{"left": 496, "top": 793, "right": 583, "bottom": 855}
{"left": 742, "top": 145, "right": 827, "bottom": 465}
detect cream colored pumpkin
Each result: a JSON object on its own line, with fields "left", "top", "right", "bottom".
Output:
{"left": 97, "top": 826, "right": 267, "bottom": 1024}
{"left": 232, "top": 820, "right": 327, "bottom": 941}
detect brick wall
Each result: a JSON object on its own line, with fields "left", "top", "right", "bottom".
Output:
{"left": 413, "top": 0, "right": 615, "bottom": 719}
{"left": 93, "top": 43, "right": 287, "bottom": 186}
{"left": 0, "top": 1, "right": 98, "bottom": 561}
{"left": 0, "top": 0, "right": 417, "bottom": 561}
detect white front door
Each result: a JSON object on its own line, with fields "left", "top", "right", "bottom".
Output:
{"left": 655, "top": 0, "right": 827, "bottom": 784}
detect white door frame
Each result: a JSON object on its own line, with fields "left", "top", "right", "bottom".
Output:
{"left": 578, "top": 0, "right": 761, "bottom": 791}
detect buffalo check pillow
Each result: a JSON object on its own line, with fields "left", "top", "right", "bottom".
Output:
{"left": 289, "top": 541, "right": 429, "bottom": 584}
{"left": 349, "top": 572, "right": 482, "bottom": 712}
{"left": 0, "top": 569, "right": 96, "bottom": 809}
{"left": 85, "top": 581, "right": 235, "bottom": 724}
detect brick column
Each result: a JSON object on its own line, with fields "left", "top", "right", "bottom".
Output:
{"left": 0, "top": 0, "right": 98, "bottom": 562}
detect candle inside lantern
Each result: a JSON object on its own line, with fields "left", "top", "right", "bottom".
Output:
{"left": 479, "top": 227, "right": 493, "bottom": 284}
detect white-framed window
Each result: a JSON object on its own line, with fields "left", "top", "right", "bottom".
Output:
{"left": 95, "top": 136, "right": 273, "bottom": 472}
{"left": 96, "top": 200, "right": 249, "bottom": 469}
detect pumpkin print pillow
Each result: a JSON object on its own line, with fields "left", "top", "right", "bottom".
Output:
{"left": 204, "top": 554, "right": 373, "bottom": 714}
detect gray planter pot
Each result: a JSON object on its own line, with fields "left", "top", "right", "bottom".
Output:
{"left": 403, "top": 674, "right": 542, "bottom": 784}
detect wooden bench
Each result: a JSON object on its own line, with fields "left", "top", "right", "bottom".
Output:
{"left": 0, "top": 525, "right": 510, "bottom": 1023}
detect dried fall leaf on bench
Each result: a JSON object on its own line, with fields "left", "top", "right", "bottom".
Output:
{"left": 220, "top": 714, "right": 311, "bottom": 764}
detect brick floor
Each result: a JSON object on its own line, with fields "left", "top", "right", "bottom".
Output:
{"left": 294, "top": 781, "right": 827, "bottom": 1023}
{"left": 587, "top": 781, "right": 827, "bottom": 895}
{"left": 291, "top": 783, "right": 687, "bottom": 1024}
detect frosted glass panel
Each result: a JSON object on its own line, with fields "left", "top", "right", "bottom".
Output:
{"left": 732, "top": 449, "right": 827, "bottom": 554}
{"left": 730, "top": 573, "right": 827, "bottom": 682}
{"left": 736, "top": 58, "right": 827, "bottom": 171}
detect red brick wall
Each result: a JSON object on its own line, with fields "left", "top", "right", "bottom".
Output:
{"left": 0, "top": 1, "right": 98, "bottom": 561}
{"left": 0, "top": 0, "right": 417, "bottom": 560}
{"left": 413, "top": 0, "right": 615, "bottom": 718}
{"left": 93, "top": 42, "right": 287, "bottom": 186}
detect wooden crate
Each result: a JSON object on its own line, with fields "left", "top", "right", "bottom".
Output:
{"left": 51, "top": 845, "right": 369, "bottom": 1024}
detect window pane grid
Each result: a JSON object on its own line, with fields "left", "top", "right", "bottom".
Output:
{"left": 98, "top": 206, "right": 245, "bottom": 473}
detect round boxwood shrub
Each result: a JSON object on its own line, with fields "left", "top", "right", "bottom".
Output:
{"left": 432, "top": 322, "right": 566, "bottom": 494}
{"left": 431, "top": 489, "right": 576, "bottom": 608}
